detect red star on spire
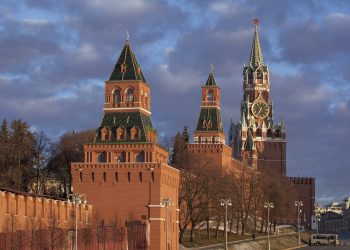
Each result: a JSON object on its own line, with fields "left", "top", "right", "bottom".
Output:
{"left": 252, "top": 18, "right": 260, "bottom": 26}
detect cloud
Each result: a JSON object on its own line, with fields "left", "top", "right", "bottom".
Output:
{"left": 279, "top": 13, "right": 350, "bottom": 64}
{"left": 1, "top": 0, "right": 350, "bottom": 203}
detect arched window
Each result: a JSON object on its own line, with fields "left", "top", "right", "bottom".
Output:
{"left": 139, "top": 172, "right": 143, "bottom": 182}
{"left": 126, "top": 89, "right": 134, "bottom": 102}
{"left": 127, "top": 172, "right": 131, "bottom": 182}
{"left": 116, "top": 127, "right": 126, "bottom": 140}
{"left": 98, "top": 152, "right": 107, "bottom": 163}
{"left": 145, "top": 97, "right": 149, "bottom": 107}
{"left": 248, "top": 69, "right": 253, "bottom": 80}
{"left": 103, "top": 172, "right": 106, "bottom": 182}
{"left": 79, "top": 172, "right": 83, "bottom": 182}
{"left": 151, "top": 172, "right": 155, "bottom": 182}
{"left": 207, "top": 120, "right": 212, "bottom": 128}
{"left": 256, "top": 70, "right": 263, "bottom": 80}
{"left": 91, "top": 172, "right": 95, "bottom": 182}
{"left": 136, "top": 152, "right": 144, "bottom": 162}
{"left": 267, "top": 129, "right": 272, "bottom": 138}
{"left": 116, "top": 152, "right": 125, "bottom": 162}
{"left": 113, "top": 89, "right": 121, "bottom": 105}
{"left": 275, "top": 129, "right": 281, "bottom": 138}
{"left": 120, "top": 129, "right": 126, "bottom": 139}
{"left": 131, "top": 126, "right": 140, "bottom": 140}
{"left": 256, "top": 128, "right": 262, "bottom": 137}
{"left": 207, "top": 90, "right": 213, "bottom": 102}
{"left": 100, "top": 127, "right": 110, "bottom": 141}
{"left": 115, "top": 172, "right": 118, "bottom": 182}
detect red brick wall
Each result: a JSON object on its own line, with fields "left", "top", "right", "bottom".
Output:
{"left": 0, "top": 190, "right": 92, "bottom": 233}
{"left": 71, "top": 162, "right": 179, "bottom": 250}
{"left": 289, "top": 177, "right": 315, "bottom": 229}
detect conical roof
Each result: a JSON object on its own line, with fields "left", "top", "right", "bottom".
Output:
{"left": 205, "top": 64, "right": 217, "bottom": 86}
{"left": 109, "top": 39, "right": 146, "bottom": 82}
{"left": 249, "top": 19, "right": 264, "bottom": 68}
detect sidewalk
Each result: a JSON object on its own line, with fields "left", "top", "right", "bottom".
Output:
{"left": 182, "top": 232, "right": 300, "bottom": 250}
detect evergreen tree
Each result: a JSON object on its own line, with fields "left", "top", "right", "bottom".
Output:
{"left": 9, "top": 119, "right": 36, "bottom": 190}
{"left": 0, "top": 119, "right": 10, "bottom": 172}
{"left": 172, "top": 126, "right": 189, "bottom": 168}
{"left": 181, "top": 126, "right": 189, "bottom": 143}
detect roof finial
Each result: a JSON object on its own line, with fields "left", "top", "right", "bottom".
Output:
{"left": 252, "top": 17, "right": 260, "bottom": 27}
{"left": 210, "top": 64, "right": 214, "bottom": 75}
{"left": 126, "top": 30, "right": 130, "bottom": 42}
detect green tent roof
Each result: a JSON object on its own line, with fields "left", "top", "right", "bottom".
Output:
{"left": 94, "top": 112, "right": 155, "bottom": 143}
{"left": 195, "top": 108, "right": 223, "bottom": 132}
{"left": 108, "top": 41, "right": 146, "bottom": 82}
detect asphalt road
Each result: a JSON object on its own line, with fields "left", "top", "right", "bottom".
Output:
{"left": 300, "top": 247, "right": 350, "bottom": 250}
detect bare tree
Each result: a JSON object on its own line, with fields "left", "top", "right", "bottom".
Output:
{"left": 33, "top": 131, "right": 53, "bottom": 195}
{"left": 179, "top": 167, "right": 208, "bottom": 242}
{"left": 110, "top": 213, "right": 122, "bottom": 250}
{"left": 49, "top": 129, "right": 95, "bottom": 196}
{"left": 93, "top": 213, "right": 104, "bottom": 250}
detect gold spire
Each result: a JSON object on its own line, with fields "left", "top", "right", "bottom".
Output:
{"left": 249, "top": 18, "right": 264, "bottom": 68}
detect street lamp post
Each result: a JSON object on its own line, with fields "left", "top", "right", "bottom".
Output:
{"left": 220, "top": 199, "right": 232, "bottom": 250}
{"left": 68, "top": 193, "right": 86, "bottom": 250}
{"left": 295, "top": 201, "right": 303, "bottom": 245}
{"left": 264, "top": 202, "right": 274, "bottom": 250}
{"left": 161, "top": 198, "right": 173, "bottom": 250}
{"left": 314, "top": 203, "right": 320, "bottom": 234}
{"left": 146, "top": 167, "right": 154, "bottom": 250}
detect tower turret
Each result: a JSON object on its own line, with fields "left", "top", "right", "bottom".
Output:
{"left": 231, "top": 19, "right": 286, "bottom": 175}
{"left": 193, "top": 65, "right": 225, "bottom": 144}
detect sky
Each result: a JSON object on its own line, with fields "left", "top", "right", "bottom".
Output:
{"left": 1, "top": 0, "right": 350, "bottom": 204}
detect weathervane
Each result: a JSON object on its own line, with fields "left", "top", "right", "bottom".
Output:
{"left": 126, "top": 30, "right": 130, "bottom": 41}
{"left": 210, "top": 64, "right": 214, "bottom": 75}
{"left": 252, "top": 17, "right": 260, "bottom": 26}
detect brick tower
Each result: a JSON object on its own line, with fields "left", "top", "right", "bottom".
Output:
{"left": 229, "top": 19, "right": 315, "bottom": 229}
{"left": 230, "top": 19, "right": 286, "bottom": 175}
{"left": 71, "top": 37, "right": 179, "bottom": 250}
{"left": 193, "top": 65, "right": 225, "bottom": 145}
{"left": 188, "top": 67, "right": 233, "bottom": 174}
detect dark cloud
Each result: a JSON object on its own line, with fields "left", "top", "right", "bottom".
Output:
{"left": 0, "top": 0, "right": 349, "bottom": 203}
{"left": 279, "top": 13, "right": 350, "bottom": 64}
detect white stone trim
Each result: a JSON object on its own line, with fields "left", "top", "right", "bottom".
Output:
{"left": 103, "top": 107, "right": 151, "bottom": 115}
{"left": 150, "top": 218, "right": 165, "bottom": 221}
{"left": 245, "top": 87, "right": 270, "bottom": 92}
{"left": 245, "top": 137, "right": 287, "bottom": 142}
{"left": 148, "top": 204, "right": 165, "bottom": 208}
{"left": 200, "top": 106, "right": 221, "bottom": 110}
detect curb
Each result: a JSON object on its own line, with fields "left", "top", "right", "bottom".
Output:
{"left": 285, "top": 244, "right": 308, "bottom": 250}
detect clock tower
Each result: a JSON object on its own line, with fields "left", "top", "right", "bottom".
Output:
{"left": 230, "top": 19, "right": 286, "bottom": 175}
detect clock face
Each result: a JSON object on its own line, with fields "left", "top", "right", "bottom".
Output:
{"left": 252, "top": 101, "right": 269, "bottom": 119}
